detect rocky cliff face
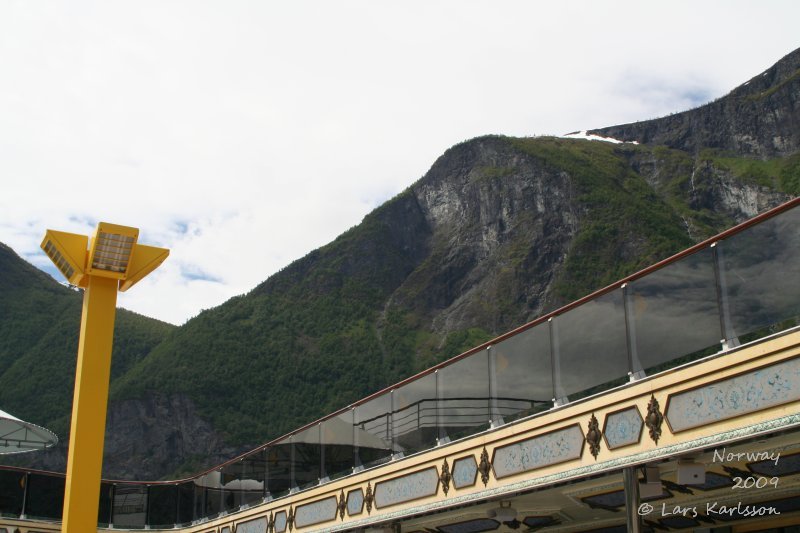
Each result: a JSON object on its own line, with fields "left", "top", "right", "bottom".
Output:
{"left": 621, "top": 147, "right": 791, "bottom": 233}
{"left": 21, "top": 394, "right": 241, "bottom": 480}
{"left": 591, "top": 48, "right": 800, "bottom": 157}
{"left": 103, "top": 395, "right": 245, "bottom": 480}
{"left": 391, "top": 136, "right": 579, "bottom": 335}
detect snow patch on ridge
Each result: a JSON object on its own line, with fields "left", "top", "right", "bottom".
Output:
{"left": 561, "top": 130, "right": 638, "bottom": 144}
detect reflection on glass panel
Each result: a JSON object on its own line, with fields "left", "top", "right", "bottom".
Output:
{"left": 147, "top": 484, "right": 178, "bottom": 528}
{"left": 721, "top": 206, "right": 800, "bottom": 340}
{"left": 177, "top": 481, "right": 194, "bottom": 525}
{"left": 198, "top": 471, "right": 223, "bottom": 519}
{"left": 25, "top": 472, "right": 64, "bottom": 519}
{"left": 293, "top": 425, "right": 321, "bottom": 490}
{"left": 98, "top": 482, "right": 114, "bottom": 526}
{"left": 0, "top": 469, "right": 25, "bottom": 516}
{"left": 192, "top": 478, "right": 204, "bottom": 522}
{"left": 439, "top": 350, "right": 490, "bottom": 441}
{"left": 240, "top": 449, "right": 267, "bottom": 505}
{"left": 221, "top": 461, "right": 245, "bottom": 512}
{"left": 393, "top": 372, "right": 437, "bottom": 455}
{"left": 629, "top": 247, "right": 720, "bottom": 374}
{"left": 354, "top": 392, "right": 393, "bottom": 468}
{"left": 553, "top": 290, "right": 628, "bottom": 400}
{"left": 493, "top": 324, "right": 553, "bottom": 423}
{"left": 266, "top": 442, "right": 292, "bottom": 498}
{"left": 113, "top": 484, "right": 148, "bottom": 528}
{"left": 322, "top": 411, "right": 354, "bottom": 480}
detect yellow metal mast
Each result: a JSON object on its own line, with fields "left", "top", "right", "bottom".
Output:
{"left": 41, "top": 222, "right": 168, "bottom": 533}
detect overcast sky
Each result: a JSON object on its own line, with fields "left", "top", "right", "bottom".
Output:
{"left": 1, "top": 1, "right": 798, "bottom": 325}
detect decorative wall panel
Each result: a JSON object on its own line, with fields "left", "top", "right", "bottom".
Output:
{"left": 603, "top": 407, "right": 643, "bottom": 449}
{"left": 374, "top": 467, "right": 439, "bottom": 509}
{"left": 294, "top": 496, "right": 337, "bottom": 528}
{"left": 666, "top": 356, "right": 800, "bottom": 432}
{"left": 452, "top": 455, "right": 478, "bottom": 489}
{"left": 236, "top": 517, "right": 267, "bottom": 533}
{"left": 274, "top": 510, "right": 287, "bottom": 533}
{"left": 347, "top": 488, "right": 364, "bottom": 516}
{"left": 492, "top": 424, "right": 584, "bottom": 479}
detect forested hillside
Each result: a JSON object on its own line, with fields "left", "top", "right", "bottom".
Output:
{"left": 0, "top": 242, "right": 174, "bottom": 448}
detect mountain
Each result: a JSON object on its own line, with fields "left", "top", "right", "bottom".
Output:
{"left": 590, "top": 47, "right": 800, "bottom": 158}
{"left": 1, "top": 48, "right": 798, "bottom": 480}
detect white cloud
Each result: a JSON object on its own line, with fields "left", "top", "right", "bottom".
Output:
{"left": 2, "top": 1, "right": 799, "bottom": 324}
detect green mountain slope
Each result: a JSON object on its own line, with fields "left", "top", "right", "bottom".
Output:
{"left": 0, "top": 243, "right": 175, "bottom": 441}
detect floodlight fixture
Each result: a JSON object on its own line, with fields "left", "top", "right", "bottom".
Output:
{"left": 41, "top": 222, "right": 168, "bottom": 292}
{"left": 87, "top": 223, "right": 138, "bottom": 277}
{"left": 40, "top": 230, "right": 89, "bottom": 286}
{"left": 39, "top": 221, "right": 168, "bottom": 533}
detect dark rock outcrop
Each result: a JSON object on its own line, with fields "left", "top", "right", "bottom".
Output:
{"left": 25, "top": 394, "right": 239, "bottom": 480}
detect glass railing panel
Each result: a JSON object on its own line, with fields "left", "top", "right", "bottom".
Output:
{"left": 147, "top": 484, "right": 178, "bottom": 528}
{"left": 321, "top": 410, "right": 354, "bottom": 481}
{"left": 0, "top": 469, "right": 24, "bottom": 516}
{"left": 354, "top": 391, "right": 393, "bottom": 469}
{"left": 392, "top": 372, "right": 437, "bottom": 456}
{"left": 293, "top": 425, "right": 321, "bottom": 490}
{"left": 192, "top": 478, "right": 205, "bottom": 522}
{"left": 112, "top": 483, "right": 148, "bottom": 528}
{"left": 629, "top": 247, "right": 721, "bottom": 375}
{"left": 98, "top": 481, "right": 114, "bottom": 526}
{"left": 553, "top": 290, "right": 628, "bottom": 401}
{"left": 221, "top": 461, "right": 245, "bottom": 512}
{"left": 26, "top": 472, "right": 64, "bottom": 520}
{"left": 438, "top": 349, "right": 490, "bottom": 442}
{"left": 492, "top": 323, "right": 553, "bottom": 424}
{"left": 721, "top": 206, "right": 800, "bottom": 341}
{"left": 190, "top": 472, "right": 222, "bottom": 520}
{"left": 177, "top": 481, "right": 195, "bottom": 525}
{"left": 240, "top": 448, "right": 267, "bottom": 506}
{"left": 265, "top": 441, "right": 292, "bottom": 499}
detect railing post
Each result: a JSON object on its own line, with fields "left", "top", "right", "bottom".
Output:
{"left": 390, "top": 389, "right": 399, "bottom": 458}
{"left": 175, "top": 483, "right": 180, "bottom": 528}
{"left": 318, "top": 422, "right": 326, "bottom": 484}
{"left": 352, "top": 408, "right": 361, "bottom": 472}
{"left": 622, "top": 283, "right": 644, "bottom": 381}
{"left": 290, "top": 435, "right": 297, "bottom": 492}
{"left": 20, "top": 471, "right": 29, "bottom": 519}
{"left": 488, "top": 345, "right": 501, "bottom": 426}
{"left": 436, "top": 369, "right": 447, "bottom": 444}
{"left": 109, "top": 483, "right": 115, "bottom": 528}
{"left": 711, "top": 242, "right": 739, "bottom": 349}
{"left": 145, "top": 485, "right": 152, "bottom": 529}
{"left": 549, "top": 317, "right": 567, "bottom": 406}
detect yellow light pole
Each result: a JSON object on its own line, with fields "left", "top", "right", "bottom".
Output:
{"left": 41, "top": 222, "right": 168, "bottom": 533}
